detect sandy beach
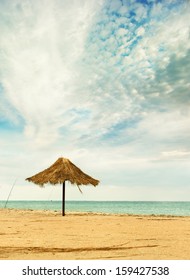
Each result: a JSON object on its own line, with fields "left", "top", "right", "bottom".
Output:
{"left": 0, "top": 209, "right": 189, "bottom": 260}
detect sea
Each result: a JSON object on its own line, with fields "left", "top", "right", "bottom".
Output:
{"left": 0, "top": 200, "right": 190, "bottom": 216}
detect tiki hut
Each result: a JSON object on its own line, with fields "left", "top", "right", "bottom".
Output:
{"left": 26, "top": 157, "right": 99, "bottom": 216}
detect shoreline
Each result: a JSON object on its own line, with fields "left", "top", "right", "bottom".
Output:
{"left": 0, "top": 208, "right": 190, "bottom": 260}
{"left": 0, "top": 208, "right": 189, "bottom": 218}
{"left": 1, "top": 200, "right": 190, "bottom": 217}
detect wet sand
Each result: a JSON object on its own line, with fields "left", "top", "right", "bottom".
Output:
{"left": 0, "top": 209, "right": 190, "bottom": 260}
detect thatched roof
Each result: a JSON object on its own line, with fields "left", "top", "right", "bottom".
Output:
{"left": 26, "top": 157, "right": 99, "bottom": 187}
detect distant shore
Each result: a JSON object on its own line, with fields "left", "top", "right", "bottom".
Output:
{"left": 0, "top": 208, "right": 190, "bottom": 260}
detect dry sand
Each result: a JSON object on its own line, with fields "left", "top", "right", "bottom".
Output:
{"left": 0, "top": 208, "right": 190, "bottom": 260}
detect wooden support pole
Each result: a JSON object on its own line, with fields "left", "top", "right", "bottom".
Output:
{"left": 62, "top": 181, "right": 65, "bottom": 216}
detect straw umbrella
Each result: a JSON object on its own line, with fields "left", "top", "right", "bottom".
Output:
{"left": 26, "top": 157, "right": 99, "bottom": 216}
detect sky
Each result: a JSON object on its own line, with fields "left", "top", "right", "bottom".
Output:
{"left": 0, "top": 0, "right": 190, "bottom": 201}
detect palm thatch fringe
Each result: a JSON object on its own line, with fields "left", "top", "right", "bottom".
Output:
{"left": 26, "top": 157, "right": 99, "bottom": 187}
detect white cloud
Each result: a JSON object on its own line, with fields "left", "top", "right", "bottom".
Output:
{"left": 161, "top": 150, "right": 190, "bottom": 159}
{"left": 109, "top": 0, "right": 122, "bottom": 11}
{"left": 136, "top": 26, "right": 145, "bottom": 37}
{"left": 0, "top": 0, "right": 104, "bottom": 145}
{"left": 136, "top": 110, "right": 190, "bottom": 147}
